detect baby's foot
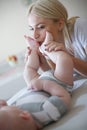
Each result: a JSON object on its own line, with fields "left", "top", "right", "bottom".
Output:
{"left": 39, "top": 32, "right": 53, "bottom": 59}
{"left": 24, "top": 35, "right": 39, "bottom": 48}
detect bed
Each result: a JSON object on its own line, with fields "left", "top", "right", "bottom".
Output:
{"left": 7, "top": 78, "right": 87, "bottom": 130}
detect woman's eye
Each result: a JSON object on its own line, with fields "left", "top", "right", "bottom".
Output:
{"left": 37, "top": 25, "right": 45, "bottom": 29}
{"left": 40, "top": 26, "right": 45, "bottom": 29}
{"left": 28, "top": 26, "right": 34, "bottom": 31}
{"left": 29, "top": 28, "right": 34, "bottom": 31}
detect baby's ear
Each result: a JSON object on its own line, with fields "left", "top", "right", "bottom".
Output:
{"left": 19, "top": 111, "right": 31, "bottom": 120}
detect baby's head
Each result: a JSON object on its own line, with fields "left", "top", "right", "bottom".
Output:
{"left": 0, "top": 105, "right": 38, "bottom": 130}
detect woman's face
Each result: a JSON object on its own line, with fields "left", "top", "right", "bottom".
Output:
{"left": 28, "top": 14, "right": 64, "bottom": 45}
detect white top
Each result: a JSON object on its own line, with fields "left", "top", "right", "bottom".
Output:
{"left": 68, "top": 18, "right": 87, "bottom": 79}
{"left": 73, "top": 18, "right": 87, "bottom": 60}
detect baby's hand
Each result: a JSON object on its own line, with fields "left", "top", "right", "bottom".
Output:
{"left": 24, "top": 46, "right": 31, "bottom": 63}
{"left": 28, "top": 79, "right": 43, "bottom": 91}
{"left": 0, "top": 100, "right": 7, "bottom": 107}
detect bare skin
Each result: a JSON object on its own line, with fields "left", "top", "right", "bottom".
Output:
{"left": 24, "top": 32, "right": 73, "bottom": 108}
{"left": 0, "top": 100, "right": 40, "bottom": 130}
{"left": 27, "top": 13, "right": 87, "bottom": 77}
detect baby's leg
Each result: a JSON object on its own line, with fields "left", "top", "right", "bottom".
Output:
{"left": 24, "top": 50, "right": 40, "bottom": 86}
{"left": 29, "top": 78, "right": 71, "bottom": 109}
{"left": 40, "top": 43, "right": 73, "bottom": 85}
{"left": 42, "top": 80, "right": 71, "bottom": 108}
{"left": 25, "top": 49, "right": 40, "bottom": 70}
{"left": 43, "top": 95, "right": 68, "bottom": 121}
{"left": 29, "top": 75, "right": 71, "bottom": 107}
{"left": 54, "top": 51, "right": 73, "bottom": 86}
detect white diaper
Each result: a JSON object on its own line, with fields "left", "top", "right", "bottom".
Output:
{"left": 39, "top": 70, "right": 73, "bottom": 93}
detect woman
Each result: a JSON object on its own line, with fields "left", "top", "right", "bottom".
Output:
{"left": 25, "top": 0, "right": 87, "bottom": 82}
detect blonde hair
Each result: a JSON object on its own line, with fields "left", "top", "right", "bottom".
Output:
{"left": 28, "top": 0, "right": 68, "bottom": 22}
{"left": 27, "top": 0, "right": 79, "bottom": 55}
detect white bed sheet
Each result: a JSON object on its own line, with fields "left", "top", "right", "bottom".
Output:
{"left": 7, "top": 78, "right": 87, "bottom": 130}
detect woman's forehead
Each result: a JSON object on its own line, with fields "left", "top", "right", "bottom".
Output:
{"left": 28, "top": 13, "right": 52, "bottom": 26}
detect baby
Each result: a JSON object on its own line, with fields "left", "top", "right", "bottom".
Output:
{"left": 23, "top": 32, "right": 73, "bottom": 126}
{"left": 0, "top": 32, "right": 73, "bottom": 130}
{"left": 0, "top": 100, "right": 39, "bottom": 130}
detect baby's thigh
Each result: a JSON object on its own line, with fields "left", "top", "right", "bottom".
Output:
{"left": 43, "top": 80, "right": 71, "bottom": 106}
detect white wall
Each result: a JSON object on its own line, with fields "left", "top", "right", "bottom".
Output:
{"left": 0, "top": 0, "right": 28, "bottom": 61}
{"left": 0, "top": 0, "right": 87, "bottom": 61}
{"left": 59, "top": 0, "right": 87, "bottom": 18}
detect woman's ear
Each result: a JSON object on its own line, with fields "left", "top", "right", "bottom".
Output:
{"left": 57, "top": 18, "right": 65, "bottom": 31}
{"left": 19, "top": 111, "right": 30, "bottom": 120}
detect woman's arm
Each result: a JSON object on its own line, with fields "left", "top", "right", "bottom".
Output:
{"left": 72, "top": 56, "right": 87, "bottom": 76}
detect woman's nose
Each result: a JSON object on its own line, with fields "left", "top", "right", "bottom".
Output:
{"left": 33, "top": 30, "right": 39, "bottom": 40}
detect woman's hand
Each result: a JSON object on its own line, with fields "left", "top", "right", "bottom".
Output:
{"left": 40, "top": 31, "right": 67, "bottom": 53}
{"left": 45, "top": 41, "right": 66, "bottom": 52}
{"left": 24, "top": 46, "right": 31, "bottom": 63}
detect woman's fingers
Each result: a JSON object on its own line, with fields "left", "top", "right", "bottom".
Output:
{"left": 24, "top": 47, "right": 32, "bottom": 62}
{"left": 45, "top": 41, "right": 66, "bottom": 52}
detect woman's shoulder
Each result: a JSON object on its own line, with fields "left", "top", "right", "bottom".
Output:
{"left": 75, "top": 17, "right": 87, "bottom": 30}
{"left": 74, "top": 17, "right": 87, "bottom": 38}
{"left": 73, "top": 17, "right": 87, "bottom": 57}
{"left": 70, "top": 17, "right": 87, "bottom": 42}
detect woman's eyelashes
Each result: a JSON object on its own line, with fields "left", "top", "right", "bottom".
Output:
{"left": 28, "top": 26, "right": 34, "bottom": 31}
{"left": 28, "top": 24, "right": 46, "bottom": 31}
{"left": 37, "top": 25, "right": 45, "bottom": 29}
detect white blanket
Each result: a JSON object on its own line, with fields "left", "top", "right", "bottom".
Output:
{"left": 7, "top": 78, "right": 87, "bottom": 130}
